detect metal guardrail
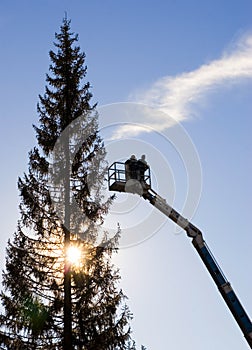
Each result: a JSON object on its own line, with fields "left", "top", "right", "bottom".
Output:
{"left": 108, "top": 161, "right": 151, "bottom": 188}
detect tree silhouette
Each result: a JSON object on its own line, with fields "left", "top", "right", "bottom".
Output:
{"left": 0, "top": 18, "right": 140, "bottom": 350}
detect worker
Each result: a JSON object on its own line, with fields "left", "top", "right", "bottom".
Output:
{"left": 125, "top": 155, "right": 138, "bottom": 180}
{"left": 137, "top": 154, "right": 149, "bottom": 182}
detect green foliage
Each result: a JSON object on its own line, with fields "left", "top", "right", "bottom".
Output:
{"left": 0, "top": 17, "right": 140, "bottom": 349}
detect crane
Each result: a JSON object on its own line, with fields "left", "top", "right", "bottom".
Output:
{"left": 108, "top": 155, "right": 252, "bottom": 348}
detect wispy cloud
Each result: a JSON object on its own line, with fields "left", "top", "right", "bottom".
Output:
{"left": 126, "top": 33, "right": 252, "bottom": 132}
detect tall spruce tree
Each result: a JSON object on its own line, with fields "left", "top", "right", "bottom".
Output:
{"left": 0, "top": 18, "right": 139, "bottom": 350}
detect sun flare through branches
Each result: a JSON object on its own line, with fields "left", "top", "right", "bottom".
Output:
{"left": 66, "top": 245, "right": 82, "bottom": 266}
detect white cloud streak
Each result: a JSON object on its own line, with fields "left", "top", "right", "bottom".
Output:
{"left": 131, "top": 33, "right": 252, "bottom": 127}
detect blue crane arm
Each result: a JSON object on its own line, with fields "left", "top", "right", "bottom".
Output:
{"left": 107, "top": 160, "right": 252, "bottom": 347}
{"left": 143, "top": 189, "right": 252, "bottom": 348}
{"left": 191, "top": 231, "right": 252, "bottom": 348}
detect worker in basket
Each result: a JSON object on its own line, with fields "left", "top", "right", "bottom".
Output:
{"left": 125, "top": 154, "right": 149, "bottom": 183}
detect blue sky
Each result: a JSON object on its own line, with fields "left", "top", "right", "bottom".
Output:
{"left": 1, "top": 1, "right": 252, "bottom": 349}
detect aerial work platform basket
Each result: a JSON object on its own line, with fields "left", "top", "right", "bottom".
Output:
{"left": 108, "top": 159, "right": 151, "bottom": 193}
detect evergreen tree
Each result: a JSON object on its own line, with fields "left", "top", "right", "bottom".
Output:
{"left": 0, "top": 18, "right": 140, "bottom": 350}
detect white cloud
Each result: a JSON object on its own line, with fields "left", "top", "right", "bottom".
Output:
{"left": 130, "top": 33, "right": 252, "bottom": 128}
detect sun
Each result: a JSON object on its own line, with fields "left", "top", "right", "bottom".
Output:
{"left": 66, "top": 245, "right": 82, "bottom": 265}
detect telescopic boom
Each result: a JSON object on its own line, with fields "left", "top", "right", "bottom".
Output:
{"left": 108, "top": 157, "right": 252, "bottom": 348}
